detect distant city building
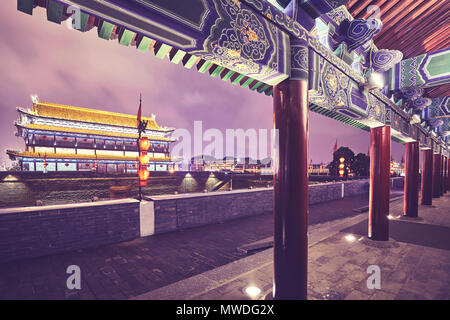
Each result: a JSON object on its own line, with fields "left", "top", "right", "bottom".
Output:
{"left": 390, "top": 160, "right": 404, "bottom": 176}
{"left": 7, "top": 99, "right": 176, "bottom": 173}
{"left": 0, "top": 158, "right": 6, "bottom": 171}
{"left": 203, "top": 161, "right": 236, "bottom": 172}
{"left": 308, "top": 163, "right": 330, "bottom": 175}
{"left": 189, "top": 156, "right": 271, "bottom": 173}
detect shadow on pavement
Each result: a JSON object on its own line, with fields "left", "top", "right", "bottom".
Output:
{"left": 342, "top": 219, "right": 450, "bottom": 251}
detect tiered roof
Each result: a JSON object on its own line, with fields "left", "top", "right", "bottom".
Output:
{"left": 30, "top": 102, "right": 173, "bottom": 132}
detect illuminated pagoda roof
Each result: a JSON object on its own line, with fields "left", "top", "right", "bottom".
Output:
{"left": 7, "top": 98, "right": 178, "bottom": 172}
{"left": 27, "top": 102, "right": 174, "bottom": 132}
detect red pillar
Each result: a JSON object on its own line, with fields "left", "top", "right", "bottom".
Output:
{"left": 273, "top": 79, "right": 308, "bottom": 300}
{"left": 403, "top": 142, "right": 419, "bottom": 217}
{"left": 444, "top": 156, "right": 447, "bottom": 194}
{"left": 439, "top": 154, "right": 444, "bottom": 196}
{"left": 448, "top": 157, "right": 450, "bottom": 192}
{"left": 368, "top": 126, "right": 391, "bottom": 241}
{"left": 421, "top": 149, "right": 433, "bottom": 205}
{"left": 432, "top": 153, "right": 441, "bottom": 198}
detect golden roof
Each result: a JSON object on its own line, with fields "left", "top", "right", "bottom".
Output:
{"left": 7, "top": 150, "right": 173, "bottom": 162}
{"left": 17, "top": 123, "right": 174, "bottom": 142}
{"left": 32, "top": 102, "right": 169, "bottom": 131}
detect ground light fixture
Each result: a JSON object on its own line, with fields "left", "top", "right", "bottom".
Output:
{"left": 244, "top": 286, "right": 261, "bottom": 298}
{"left": 344, "top": 234, "right": 357, "bottom": 242}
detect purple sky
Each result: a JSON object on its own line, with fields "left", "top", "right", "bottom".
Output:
{"left": 0, "top": 1, "right": 404, "bottom": 166}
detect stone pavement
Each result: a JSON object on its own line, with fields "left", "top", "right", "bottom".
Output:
{"left": 0, "top": 193, "right": 382, "bottom": 300}
{"left": 135, "top": 193, "right": 450, "bottom": 300}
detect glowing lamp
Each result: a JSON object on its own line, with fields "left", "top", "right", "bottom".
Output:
{"left": 139, "top": 152, "right": 150, "bottom": 166}
{"left": 339, "top": 170, "right": 345, "bottom": 175}
{"left": 139, "top": 180, "right": 148, "bottom": 187}
{"left": 30, "top": 94, "right": 39, "bottom": 105}
{"left": 244, "top": 286, "right": 261, "bottom": 298}
{"left": 138, "top": 168, "right": 150, "bottom": 181}
{"left": 139, "top": 137, "right": 151, "bottom": 151}
{"left": 339, "top": 157, "right": 345, "bottom": 163}
{"left": 339, "top": 163, "right": 345, "bottom": 169}
{"left": 365, "top": 72, "right": 384, "bottom": 91}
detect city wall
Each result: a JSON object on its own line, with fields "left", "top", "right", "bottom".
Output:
{"left": 0, "top": 177, "right": 404, "bottom": 263}
{"left": 0, "top": 171, "right": 270, "bottom": 208}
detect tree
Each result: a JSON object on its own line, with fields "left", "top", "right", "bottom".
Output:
{"left": 353, "top": 153, "right": 370, "bottom": 177}
{"left": 328, "top": 146, "right": 355, "bottom": 177}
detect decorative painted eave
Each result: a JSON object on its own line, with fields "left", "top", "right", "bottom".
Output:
{"left": 17, "top": 0, "right": 292, "bottom": 96}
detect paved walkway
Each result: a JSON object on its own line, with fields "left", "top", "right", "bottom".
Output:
{"left": 135, "top": 193, "right": 450, "bottom": 300}
{"left": 0, "top": 193, "right": 388, "bottom": 300}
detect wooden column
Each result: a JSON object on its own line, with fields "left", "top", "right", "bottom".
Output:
{"left": 403, "top": 142, "right": 419, "bottom": 217}
{"left": 432, "top": 153, "right": 441, "bottom": 198}
{"left": 368, "top": 126, "right": 391, "bottom": 241}
{"left": 444, "top": 156, "right": 447, "bottom": 194}
{"left": 448, "top": 157, "right": 450, "bottom": 192}
{"left": 440, "top": 154, "right": 445, "bottom": 196}
{"left": 273, "top": 78, "right": 309, "bottom": 300}
{"left": 421, "top": 149, "right": 433, "bottom": 205}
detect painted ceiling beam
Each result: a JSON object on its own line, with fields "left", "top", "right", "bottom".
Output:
{"left": 389, "top": 48, "right": 450, "bottom": 92}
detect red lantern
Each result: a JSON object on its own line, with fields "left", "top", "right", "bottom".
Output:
{"left": 139, "top": 152, "right": 150, "bottom": 166}
{"left": 138, "top": 168, "right": 150, "bottom": 186}
{"left": 139, "top": 137, "right": 150, "bottom": 151}
{"left": 139, "top": 180, "right": 148, "bottom": 187}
